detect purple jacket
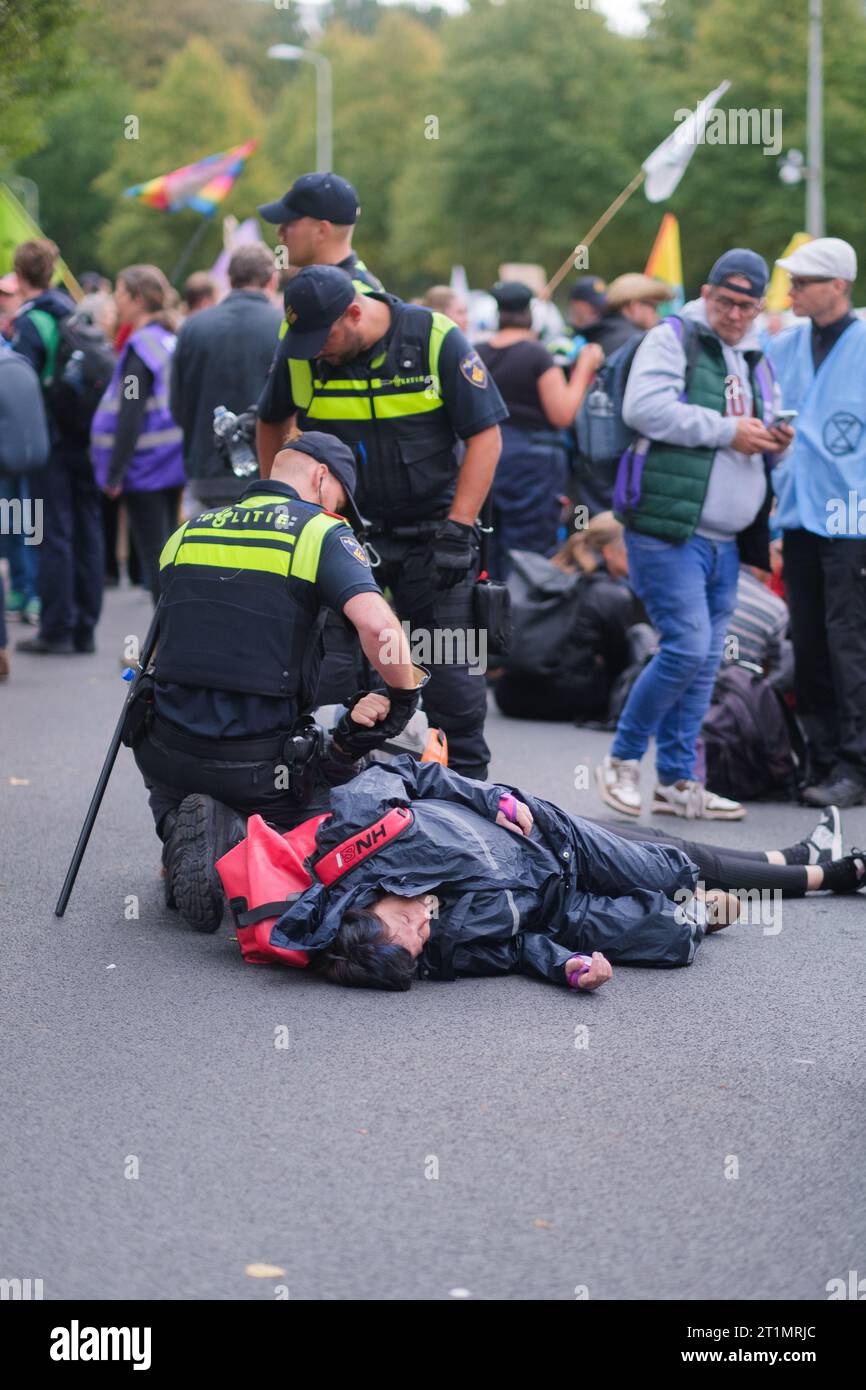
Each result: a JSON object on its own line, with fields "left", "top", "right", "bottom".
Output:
{"left": 91, "top": 323, "right": 185, "bottom": 491}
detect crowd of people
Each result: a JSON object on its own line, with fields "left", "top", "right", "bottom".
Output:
{"left": 2, "top": 168, "right": 864, "bottom": 994}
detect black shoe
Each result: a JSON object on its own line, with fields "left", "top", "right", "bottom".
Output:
{"left": 73, "top": 631, "right": 96, "bottom": 654}
{"left": 802, "top": 775, "right": 866, "bottom": 809}
{"left": 16, "top": 634, "right": 75, "bottom": 655}
{"left": 166, "top": 794, "right": 245, "bottom": 933}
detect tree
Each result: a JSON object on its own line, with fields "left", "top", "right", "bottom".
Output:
{"left": 17, "top": 81, "right": 135, "bottom": 272}
{"left": 0, "top": 0, "right": 84, "bottom": 165}
{"left": 260, "top": 11, "right": 445, "bottom": 290}
{"left": 94, "top": 37, "right": 281, "bottom": 277}
{"left": 389, "top": 0, "right": 669, "bottom": 294}
{"left": 644, "top": 0, "right": 866, "bottom": 291}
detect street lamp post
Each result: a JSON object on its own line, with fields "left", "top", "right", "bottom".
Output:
{"left": 268, "top": 44, "right": 333, "bottom": 173}
{"left": 806, "top": 0, "right": 825, "bottom": 237}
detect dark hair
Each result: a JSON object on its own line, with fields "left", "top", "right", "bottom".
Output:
{"left": 311, "top": 907, "right": 416, "bottom": 991}
{"left": 118, "top": 264, "right": 178, "bottom": 330}
{"left": 182, "top": 270, "right": 218, "bottom": 310}
{"left": 498, "top": 308, "right": 532, "bottom": 330}
{"left": 14, "top": 238, "right": 59, "bottom": 291}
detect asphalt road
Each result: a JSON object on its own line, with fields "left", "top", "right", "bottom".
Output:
{"left": 2, "top": 584, "right": 865, "bottom": 1302}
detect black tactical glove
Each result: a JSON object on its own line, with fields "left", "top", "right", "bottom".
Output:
{"left": 331, "top": 669, "right": 430, "bottom": 758}
{"left": 432, "top": 519, "right": 474, "bottom": 589}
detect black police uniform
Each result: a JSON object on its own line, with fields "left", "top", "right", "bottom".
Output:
{"left": 258, "top": 293, "right": 509, "bottom": 776}
{"left": 132, "top": 478, "right": 381, "bottom": 836}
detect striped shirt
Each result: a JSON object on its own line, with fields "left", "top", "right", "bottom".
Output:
{"left": 726, "top": 567, "right": 789, "bottom": 675}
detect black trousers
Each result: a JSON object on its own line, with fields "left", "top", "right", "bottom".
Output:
{"left": 134, "top": 722, "right": 347, "bottom": 840}
{"left": 35, "top": 445, "right": 104, "bottom": 643}
{"left": 782, "top": 528, "right": 866, "bottom": 782}
{"left": 595, "top": 819, "right": 810, "bottom": 896}
{"left": 372, "top": 531, "right": 490, "bottom": 778}
{"left": 124, "top": 487, "right": 181, "bottom": 605}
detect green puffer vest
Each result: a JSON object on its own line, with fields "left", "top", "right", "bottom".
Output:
{"left": 616, "top": 327, "right": 766, "bottom": 543}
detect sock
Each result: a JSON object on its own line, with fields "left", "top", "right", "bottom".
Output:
{"left": 780, "top": 842, "right": 810, "bottom": 865}
{"left": 820, "top": 856, "right": 866, "bottom": 895}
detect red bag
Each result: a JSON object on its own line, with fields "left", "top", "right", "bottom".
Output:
{"left": 216, "top": 806, "right": 414, "bottom": 967}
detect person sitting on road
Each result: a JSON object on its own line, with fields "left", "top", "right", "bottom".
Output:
{"left": 268, "top": 759, "right": 864, "bottom": 992}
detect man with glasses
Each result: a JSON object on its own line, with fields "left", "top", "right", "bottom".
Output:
{"left": 596, "top": 249, "right": 791, "bottom": 821}
{"left": 767, "top": 237, "right": 866, "bottom": 807}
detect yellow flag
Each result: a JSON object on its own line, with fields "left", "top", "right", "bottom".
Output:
{"left": 0, "top": 183, "right": 82, "bottom": 300}
{"left": 765, "top": 232, "right": 812, "bottom": 312}
{"left": 645, "top": 213, "right": 684, "bottom": 316}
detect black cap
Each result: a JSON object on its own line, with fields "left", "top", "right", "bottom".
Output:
{"left": 707, "top": 248, "right": 769, "bottom": 299}
{"left": 282, "top": 265, "right": 356, "bottom": 358}
{"left": 491, "top": 280, "right": 533, "bottom": 312}
{"left": 258, "top": 172, "right": 361, "bottom": 226}
{"left": 281, "top": 431, "right": 365, "bottom": 533}
{"left": 569, "top": 275, "right": 607, "bottom": 310}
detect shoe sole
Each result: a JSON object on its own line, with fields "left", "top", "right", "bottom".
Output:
{"left": 171, "top": 794, "right": 225, "bottom": 933}
{"left": 595, "top": 765, "right": 641, "bottom": 818}
{"left": 652, "top": 802, "right": 746, "bottom": 820}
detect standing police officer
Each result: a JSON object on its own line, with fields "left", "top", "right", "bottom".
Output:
{"left": 258, "top": 172, "right": 383, "bottom": 296}
{"left": 256, "top": 265, "right": 508, "bottom": 778}
{"left": 131, "top": 431, "right": 423, "bottom": 931}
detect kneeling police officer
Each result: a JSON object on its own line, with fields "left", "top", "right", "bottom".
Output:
{"left": 128, "top": 431, "right": 424, "bottom": 932}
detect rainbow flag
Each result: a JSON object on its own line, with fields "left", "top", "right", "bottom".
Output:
{"left": 645, "top": 212, "right": 684, "bottom": 316}
{"left": 124, "top": 140, "right": 259, "bottom": 216}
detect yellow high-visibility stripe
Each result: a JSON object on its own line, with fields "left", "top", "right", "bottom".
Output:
{"left": 183, "top": 527, "right": 297, "bottom": 545}
{"left": 305, "top": 397, "right": 374, "bottom": 421}
{"left": 291, "top": 512, "right": 343, "bottom": 582}
{"left": 428, "top": 312, "right": 454, "bottom": 385}
{"left": 174, "top": 542, "right": 292, "bottom": 577}
{"left": 159, "top": 522, "right": 189, "bottom": 570}
{"left": 371, "top": 391, "right": 444, "bottom": 418}
{"left": 289, "top": 358, "right": 314, "bottom": 409}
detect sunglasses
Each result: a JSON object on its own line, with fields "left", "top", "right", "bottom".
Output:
{"left": 789, "top": 276, "right": 833, "bottom": 290}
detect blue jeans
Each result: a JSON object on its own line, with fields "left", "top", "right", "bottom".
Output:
{"left": 0, "top": 475, "right": 39, "bottom": 601}
{"left": 611, "top": 530, "right": 740, "bottom": 784}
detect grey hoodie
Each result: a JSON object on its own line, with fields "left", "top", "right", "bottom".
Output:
{"left": 622, "top": 297, "right": 781, "bottom": 540}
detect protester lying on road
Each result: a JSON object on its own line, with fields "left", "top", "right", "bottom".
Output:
{"left": 267, "top": 759, "right": 864, "bottom": 992}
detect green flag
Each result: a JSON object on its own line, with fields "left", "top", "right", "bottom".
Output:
{"left": 0, "top": 182, "right": 82, "bottom": 299}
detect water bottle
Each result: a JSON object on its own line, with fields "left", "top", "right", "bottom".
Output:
{"left": 213, "top": 405, "right": 258, "bottom": 478}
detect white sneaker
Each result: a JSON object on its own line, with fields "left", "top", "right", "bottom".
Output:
{"left": 652, "top": 780, "right": 746, "bottom": 820}
{"left": 596, "top": 755, "right": 642, "bottom": 817}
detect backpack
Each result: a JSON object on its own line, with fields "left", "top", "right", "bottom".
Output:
{"left": 27, "top": 307, "right": 115, "bottom": 441}
{"left": 503, "top": 549, "right": 585, "bottom": 677}
{"left": 575, "top": 316, "right": 701, "bottom": 466}
{"left": 0, "top": 349, "right": 50, "bottom": 476}
{"left": 701, "top": 662, "right": 806, "bottom": 802}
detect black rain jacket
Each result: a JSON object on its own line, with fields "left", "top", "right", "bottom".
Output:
{"left": 272, "top": 758, "right": 702, "bottom": 987}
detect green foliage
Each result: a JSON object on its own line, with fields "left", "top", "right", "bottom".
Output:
{"left": 93, "top": 37, "right": 280, "bottom": 277}
{"left": 0, "top": 0, "right": 84, "bottom": 164}
{"left": 6, "top": 0, "right": 866, "bottom": 299}
{"left": 17, "top": 81, "right": 135, "bottom": 272}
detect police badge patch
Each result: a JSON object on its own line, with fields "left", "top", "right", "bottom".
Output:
{"left": 341, "top": 534, "right": 370, "bottom": 566}
{"left": 459, "top": 351, "right": 489, "bottom": 388}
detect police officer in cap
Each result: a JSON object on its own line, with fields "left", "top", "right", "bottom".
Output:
{"left": 258, "top": 172, "right": 383, "bottom": 297}
{"left": 131, "top": 430, "right": 425, "bottom": 932}
{"left": 256, "top": 265, "right": 509, "bottom": 778}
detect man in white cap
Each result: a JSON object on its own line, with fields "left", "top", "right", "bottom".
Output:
{"left": 767, "top": 237, "right": 866, "bottom": 808}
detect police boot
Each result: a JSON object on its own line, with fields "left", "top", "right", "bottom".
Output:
{"left": 170, "top": 794, "right": 246, "bottom": 933}
{"left": 160, "top": 810, "right": 180, "bottom": 910}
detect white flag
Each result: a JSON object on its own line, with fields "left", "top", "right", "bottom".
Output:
{"left": 642, "top": 80, "right": 732, "bottom": 203}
